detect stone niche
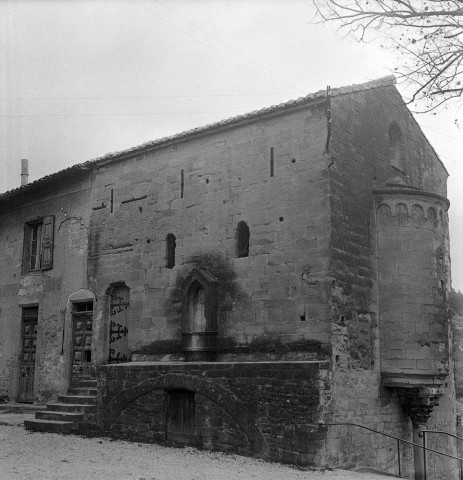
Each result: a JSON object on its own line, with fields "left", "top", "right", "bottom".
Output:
{"left": 182, "top": 267, "right": 219, "bottom": 361}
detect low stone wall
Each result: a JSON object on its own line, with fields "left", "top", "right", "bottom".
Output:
{"left": 96, "top": 360, "right": 330, "bottom": 465}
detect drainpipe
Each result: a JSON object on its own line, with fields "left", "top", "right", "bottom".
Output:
{"left": 21, "top": 159, "right": 29, "bottom": 186}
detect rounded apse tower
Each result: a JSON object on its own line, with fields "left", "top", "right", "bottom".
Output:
{"left": 374, "top": 180, "right": 450, "bottom": 421}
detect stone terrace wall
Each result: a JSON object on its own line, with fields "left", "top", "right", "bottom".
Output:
{"left": 88, "top": 103, "right": 332, "bottom": 364}
{"left": 96, "top": 360, "right": 330, "bottom": 466}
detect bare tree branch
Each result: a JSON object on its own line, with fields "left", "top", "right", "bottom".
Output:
{"left": 313, "top": 0, "right": 463, "bottom": 110}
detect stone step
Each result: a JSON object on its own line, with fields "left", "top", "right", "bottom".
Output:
{"left": 24, "top": 377, "right": 98, "bottom": 434}
{"left": 0, "top": 403, "right": 46, "bottom": 414}
{"left": 67, "top": 387, "right": 97, "bottom": 396}
{"left": 57, "top": 395, "right": 96, "bottom": 405}
{"left": 46, "top": 403, "right": 96, "bottom": 413}
{"left": 70, "top": 376, "right": 97, "bottom": 388}
{"left": 76, "top": 380, "right": 97, "bottom": 388}
{"left": 24, "top": 418, "right": 75, "bottom": 433}
{"left": 36, "top": 410, "right": 84, "bottom": 422}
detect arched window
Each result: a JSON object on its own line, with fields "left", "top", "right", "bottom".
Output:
{"left": 236, "top": 221, "right": 250, "bottom": 258}
{"left": 389, "top": 122, "right": 406, "bottom": 172}
{"left": 166, "top": 233, "right": 176, "bottom": 268}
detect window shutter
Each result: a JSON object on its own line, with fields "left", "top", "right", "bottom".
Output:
{"left": 22, "top": 224, "right": 31, "bottom": 274}
{"left": 40, "top": 215, "right": 54, "bottom": 270}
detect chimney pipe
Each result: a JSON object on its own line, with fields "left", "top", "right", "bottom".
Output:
{"left": 21, "top": 159, "right": 29, "bottom": 186}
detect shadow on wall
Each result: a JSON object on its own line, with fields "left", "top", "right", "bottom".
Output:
{"left": 166, "top": 252, "right": 244, "bottom": 317}
{"left": 136, "top": 252, "right": 248, "bottom": 357}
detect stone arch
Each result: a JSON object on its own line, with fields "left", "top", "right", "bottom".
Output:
{"left": 395, "top": 203, "right": 408, "bottom": 225}
{"left": 376, "top": 203, "right": 391, "bottom": 221}
{"left": 411, "top": 204, "right": 425, "bottom": 226}
{"left": 428, "top": 207, "right": 438, "bottom": 227}
{"left": 102, "top": 373, "right": 264, "bottom": 453}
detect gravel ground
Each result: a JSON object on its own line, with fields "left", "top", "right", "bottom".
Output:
{"left": 0, "top": 413, "right": 393, "bottom": 480}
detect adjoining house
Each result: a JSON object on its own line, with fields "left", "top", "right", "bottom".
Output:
{"left": 0, "top": 76, "right": 456, "bottom": 478}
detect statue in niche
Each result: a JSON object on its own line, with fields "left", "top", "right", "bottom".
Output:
{"left": 189, "top": 283, "right": 206, "bottom": 332}
{"left": 182, "top": 268, "right": 218, "bottom": 361}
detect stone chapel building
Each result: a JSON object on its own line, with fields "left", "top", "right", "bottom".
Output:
{"left": 0, "top": 76, "right": 456, "bottom": 478}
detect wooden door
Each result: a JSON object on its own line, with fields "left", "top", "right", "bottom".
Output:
{"left": 18, "top": 307, "right": 38, "bottom": 403}
{"left": 108, "top": 285, "right": 129, "bottom": 364}
{"left": 72, "top": 302, "right": 94, "bottom": 376}
{"left": 166, "top": 390, "right": 196, "bottom": 443}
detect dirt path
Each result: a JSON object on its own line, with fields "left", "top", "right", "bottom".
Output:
{"left": 0, "top": 413, "right": 392, "bottom": 480}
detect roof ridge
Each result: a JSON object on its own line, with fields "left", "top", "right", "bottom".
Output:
{"left": 330, "top": 75, "right": 396, "bottom": 95}
{"left": 0, "top": 75, "right": 397, "bottom": 198}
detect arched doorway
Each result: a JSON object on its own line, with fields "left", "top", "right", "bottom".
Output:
{"left": 108, "top": 284, "right": 130, "bottom": 364}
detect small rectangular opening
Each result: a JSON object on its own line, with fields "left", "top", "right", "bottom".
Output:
{"left": 299, "top": 314, "right": 306, "bottom": 322}
{"left": 74, "top": 302, "right": 94, "bottom": 313}
{"left": 110, "top": 188, "right": 114, "bottom": 213}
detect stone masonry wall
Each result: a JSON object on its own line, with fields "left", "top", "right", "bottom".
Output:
{"left": 453, "top": 314, "right": 463, "bottom": 401}
{"left": 323, "top": 84, "right": 455, "bottom": 479}
{"left": 88, "top": 103, "right": 332, "bottom": 364}
{"left": 97, "top": 360, "right": 330, "bottom": 466}
{"left": 0, "top": 172, "right": 93, "bottom": 402}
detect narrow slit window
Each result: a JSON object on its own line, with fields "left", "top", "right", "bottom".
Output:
{"left": 181, "top": 169, "right": 184, "bottom": 199}
{"left": 270, "top": 147, "right": 274, "bottom": 177}
{"left": 389, "top": 122, "right": 406, "bottom": 172}
{"left": 166, "top": 233, "right": 176, "bottom": 268}
{"left": 236, "top": 221, "right": 250, "bottom": 258}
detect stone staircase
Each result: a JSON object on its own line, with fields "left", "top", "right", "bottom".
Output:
{"left": 24, "top": 376, "right": 97, "bottom": 433}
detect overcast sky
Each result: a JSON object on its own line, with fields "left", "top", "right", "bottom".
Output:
{"left": 1, "top": 0, "right": 462, "bottom": 290}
